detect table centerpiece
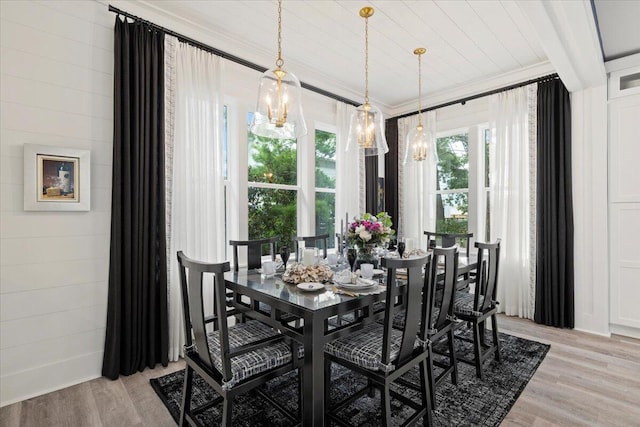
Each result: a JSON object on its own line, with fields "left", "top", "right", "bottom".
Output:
{"left": 347, "top": 211, "right": 394, "bottom": 269}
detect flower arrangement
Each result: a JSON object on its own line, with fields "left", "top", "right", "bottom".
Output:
{"left": 347, "top": 212, "right": 395, "bottom": 250}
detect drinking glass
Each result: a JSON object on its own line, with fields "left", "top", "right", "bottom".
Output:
{"left": 360, "top": 263, "right": 374, "bottom": 279}
{"left": 262, "top": 261, "right": 277, "bottom": 276}
{"left": 347, "top": 248, "right": 357, "bottom": 272}
{"left": 279, "top": 246, "right": 290, "bottom": 270}
{"left": 397, "top": 241, "right": 406, "bottom": 259}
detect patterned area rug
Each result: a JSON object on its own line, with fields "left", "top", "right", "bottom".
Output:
{"left": 150, "top": 330, "right": 549, "bottom": 426}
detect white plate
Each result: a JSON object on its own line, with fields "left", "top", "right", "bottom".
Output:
{"left": 373, "top": 269, "right": 384, "bottom": 276}
{"left": 335, "top": 279, "right": 378, "bottom": 290}
{"left": 297, "top": 282, "right": 325, "bottom": 292}
{"left": 256, "top": 268, "right": 276, "bottom": 277}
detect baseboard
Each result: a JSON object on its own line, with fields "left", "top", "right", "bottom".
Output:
{"left": 609, "top": 324, "right": 640, "bottom": 339}
{"left": 574, "top": 327, "right": 611, "bottom": 338}
{"left": 0, "top": 351, "right": 103, "bottom": 407}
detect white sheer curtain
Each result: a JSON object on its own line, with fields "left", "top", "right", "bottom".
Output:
{"left": 489, "top": 85, "right": 535, "bottom": 319}
{"left": 166, "top": 39, "right": 226, "bottom": 360}
{"left": 398, "top": 111, "right": 437, "bottom": 249}
{"left": 336, "top": 101, "right": 364, "bottom": 221}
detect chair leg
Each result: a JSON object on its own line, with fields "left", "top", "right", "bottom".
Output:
{"left": 367, "top": 378, "right": 376, "bottom": 398}
{"left": 222, "top": 395, "right": 233, "bottom": 427}
{"left": 381, "top": 383, "right": 392, "bottom": 427}
{"left": 179, "top": 365, "right": 193, "bottom": 426}
{"left": 427, "top": 345, "right": 437, "bottom": 408}
{"left": 472, "top": 322, "right": 484, "bottom": 380}
{"left": 298, "top": 368, "right": 304, "bottom": 421}
{"left": 479, "top": 319, "right": 487, "bottom": 347}
{"left": 448, "top": 329, "right": 458, "bottom": 385}
{"left": 419, "top": 359, "right": 434, "bottom": 427}
{"left": 324, "top": 358, "right": 332, "bottom": 415}
{"left": 492, "top": 314, "right": 501, "bottom": 362}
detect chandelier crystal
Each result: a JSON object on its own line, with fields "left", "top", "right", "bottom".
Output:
{"left": 250, "top": 0, "right": 307, "bottom": 139}
{"left": 346, "top": 6, "right": 388, "bottom": 157}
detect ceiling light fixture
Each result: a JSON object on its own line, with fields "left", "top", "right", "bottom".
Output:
{"left": 250, "top": 0, "right": 306, "bottom": 139}
{"left": 346, "top": 6, "right": 388, "bottom": 157}
{"left": 404, "top": 47, "right": 434, "bottom": 164}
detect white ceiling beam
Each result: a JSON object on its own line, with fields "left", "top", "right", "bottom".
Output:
{"left": 517, "top": 0, "right": 605, "bottom": 92}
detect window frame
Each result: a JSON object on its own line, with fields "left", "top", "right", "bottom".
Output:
{"left": 313, "top": 124, "right": 338, "bottom": 249}
{"left": 434, "top": 124, "right": 490, "bottom": 253}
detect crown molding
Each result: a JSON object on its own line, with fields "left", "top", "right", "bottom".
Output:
{"left": 387, "top": 61, "right": 555, "bottom": 118}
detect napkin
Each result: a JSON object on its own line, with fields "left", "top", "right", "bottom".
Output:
{"left": 333, "top": 269, "right": 354, "bottom": 284}
{"left": 332, "top": 284, "right": 385, "bottom": 296}
{"left": 356, "top": 277, "right": 378, "bottom": 287}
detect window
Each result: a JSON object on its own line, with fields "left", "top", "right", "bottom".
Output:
{"left": 433, "top": 125, "right": 491, "bottom": 251}
{"left": 219, "top": 62, "right": 340, "bottom": 255}
{"left": 436, "top": 131, "right": 469, "bottom": 237}
{"left": 314, "top": 129, "right": 337, "bottom": 248}
{"left": 247, "top": 113, "right": 298, "bottom": 248}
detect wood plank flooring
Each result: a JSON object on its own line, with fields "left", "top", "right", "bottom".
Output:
{"left": 1, "top": 315, "right": 639, "bottom": 426}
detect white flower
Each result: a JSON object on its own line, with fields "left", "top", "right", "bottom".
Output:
{"left": 355, "top": 225, "right": 366, "bottom": 234}
{"left": 359, "top": 230, "right": 372, "bottom": 241}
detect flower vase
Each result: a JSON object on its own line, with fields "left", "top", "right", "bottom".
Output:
{"left": 355, "top": 244, "right": 378, "bottom": 270}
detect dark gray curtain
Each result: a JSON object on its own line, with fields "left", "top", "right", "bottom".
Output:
{"left": 384, "top": 118, "right": 399, "bottom": 224}
{"left": 534, "top": 79, "right": 574, "bottom": 328}
{"left": 365, "top": 156, "right": 378, "bottom": 214}
{"left": 103, "top": 17, "right": 168, "bottom": 379}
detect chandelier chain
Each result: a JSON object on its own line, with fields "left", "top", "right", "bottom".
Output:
{"left": 276, "top": 0, "right": 284, "bottom": 68}
{"left": 418, "top": 51, "right": 422, "bottom": 125}
{"left": 364, "top": 14, "right": 369, "bottom": 104}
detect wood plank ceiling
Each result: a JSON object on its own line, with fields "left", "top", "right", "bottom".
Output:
{"left": 138, "top": 0, "right": 548, "bottom": 115}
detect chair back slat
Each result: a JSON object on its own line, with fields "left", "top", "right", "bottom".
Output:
{"left": 294, "top": 234, "right": 330, "bottom": 261}
{"left": 381, "top": 255, "right": 431, "bottom": 367}
{"left": 229, "top": 237, "right": 278, "bottom": 271}
{"left": 427, "top": 247, "right": 459, "bottom": 334}
{"left": 475, "top": 239, "right": 501, "bottom": 312}
{"left": 424, "top": 231, "right": 473, "bottom": 258}
{"left": 177, "top": 251, "right": 232, "bottom": 380}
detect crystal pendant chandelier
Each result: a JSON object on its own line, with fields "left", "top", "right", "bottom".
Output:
{"left": 404, "top": 47, "right": 435, "bottom": 164}
{"left": 346, "top": 6, "right": 388, "bottom": 157}
{"left": 250, "top": 0, "right": 307, "bottom": 139}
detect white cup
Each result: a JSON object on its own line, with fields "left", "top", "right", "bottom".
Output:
{"left": 327, "top": 253, "right": 338, "bottom": 266}
{"left": 360, "top": 263, "right": 374, "bottom": 279}
{"left": 262, "top": 261, "right": 277, "bottom": 276}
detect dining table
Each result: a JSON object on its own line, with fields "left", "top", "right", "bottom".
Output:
{"left": 224, "top": 254, "right": 477, "bottom": 427}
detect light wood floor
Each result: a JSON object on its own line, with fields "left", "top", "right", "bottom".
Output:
{"left": 1, "top": 315, "right": 639, "bottom": 426}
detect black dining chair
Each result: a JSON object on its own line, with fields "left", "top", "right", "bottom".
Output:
{"left": 294, "top": 233, "right": 329, "bottom": 262}
{"left": 229, "top": 237, "right": 299, "bottom": 325}
{"left": 176, "top": 251, "right": 303, "bottom": 426}
{"left": 388, "top": 246, "right": 459, "bottom": 407}
{"left": 453, "top": 239, "right": 501, "bottom": 380}
{"left": 424, "top": 231, "right": 473, "bottom": 258}
{"left": 229, "top": 236, "right": 279, "bottom": 272}
{"left": 324, "top": 255, "right": 434, "bottom": 427}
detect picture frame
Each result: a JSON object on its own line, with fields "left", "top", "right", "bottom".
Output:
{"left": 24, "top": 144, "right": 91, "bottom": 211}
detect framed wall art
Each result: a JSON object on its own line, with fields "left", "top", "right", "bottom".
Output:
{"left": 24, "top": 144, "right": 91, "bottom": 211}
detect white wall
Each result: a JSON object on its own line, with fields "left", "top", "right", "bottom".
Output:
{"left": 0, "top": 0, "right": 113, "bottom": 406}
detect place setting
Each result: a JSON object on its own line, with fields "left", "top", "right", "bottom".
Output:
{"left": 332, "top": 263, "right": 385, "bottom": 296}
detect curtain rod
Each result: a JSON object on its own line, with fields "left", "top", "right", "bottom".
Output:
{"left": 393, "top": 73, "right": 559, "bottom": 120}
{"left": 108, "top": 5, "right": 361, "bottom": 107}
